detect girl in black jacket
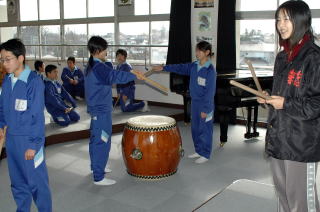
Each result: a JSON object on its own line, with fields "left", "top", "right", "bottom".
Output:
{"left": 258, "top": 1, "right": 320, "bottom": 211}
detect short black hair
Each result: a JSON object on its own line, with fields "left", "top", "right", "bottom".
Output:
{"left": 34, "top": 60, "right": 44, "bottom": 71}
{"left": 45, "top": 64, "right": 57, "bottom": 76}
{"left": 276, "top": 0, "right": 313, "bottom": 48}
{"left": 116, "top": 49, "right": 127, "bottom": 58}
{"left": 196, "top": 41, "right": 213, "bottom": 57}
{"left": 0, "top": 38, "right": 26, "bottom": 65}
{"left": 67, "top": 56, "right": 75, "bottom": 63}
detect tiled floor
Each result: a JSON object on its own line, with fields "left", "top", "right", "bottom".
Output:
{"left": 1, "top": 119, "right": 320, "bottom": 211}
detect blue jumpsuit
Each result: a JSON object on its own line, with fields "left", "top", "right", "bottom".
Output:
{"left": 44, "top": 78, "right": 80, "bottom": 126}
{"left": 0, "top": 68, "right": 52, "bottom": 212}
{"left": 84, "top": 58, "right": 137, "bottom": 182}
{"left": 116, "top": 62, "right": 145, "bottom": 112}
{"left": 164, "top": 61, "right": 216, "bottom": 159}
{"left": 61, "top": 66, "right": 85, "bottom": 98}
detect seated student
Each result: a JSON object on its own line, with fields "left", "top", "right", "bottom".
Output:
{"left": 44, "top": 64, "right": 80, "bottom": 126}
{"left": 115, "top": 49, "right": 149, "bottom": 112}
{"left": 34, "top": 60, "right": 45, "bottom": 80}
{"left": 61, "top": 56, "right": 85, "bottom": 99}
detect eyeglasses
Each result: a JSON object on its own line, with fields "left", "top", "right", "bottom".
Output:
{"left": 0, "top": 57, "right": 16, "bottom": 64}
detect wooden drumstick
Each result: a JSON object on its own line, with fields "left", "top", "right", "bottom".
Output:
{"left": 143, "top": 69, "right": 154, "bottom": 77}
{"left": 245, "top": 60, "right": 263, "bottom": 92}
{"left": 131, "top": 70, "right": 169, "bottom": 94}
{"left": 230, "top": 80, "right": 272, "bottom": 100}
{"left": 0, "top": 127, "right": 6, "bottom": 158}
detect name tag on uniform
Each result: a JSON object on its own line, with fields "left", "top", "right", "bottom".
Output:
{"left": 125, "top": 99, "right": 130, "bottom": 107}
{"left": 34, "top": 147, "right": 44, "bottom": 169}
{"left": 197, "top": 77, "right": 206, "bottom": 86}
{"left": 15, "top": 99, "right": 27, "bottom": 111}
{"left": 74, "top": 76, "right": 78, "bottom": 80}
{"left": 57, "top": 87, "right": 61, "bottom": 94}
{"left": 101, "top": 130, "right": 109, "bottom": 143}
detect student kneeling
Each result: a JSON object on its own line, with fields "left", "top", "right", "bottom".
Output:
{"left": 116, "top": 49, "right": 149, "bottom": 112}
{"left": 44, "top": 64, "right": 80, "bottom": 126}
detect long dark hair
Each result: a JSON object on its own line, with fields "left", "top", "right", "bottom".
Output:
{"left": 196, "top": 41, "right": 214, "bottom": 57}
{"left": 275, "top": 0, "right": 313, "bottom": 49}
{"left": 86, "top": 36, "right": 108, "bottom": 75}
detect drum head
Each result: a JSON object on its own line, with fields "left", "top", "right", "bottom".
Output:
{"left": 127, "top": 115, "right": 176, "bottom": 128}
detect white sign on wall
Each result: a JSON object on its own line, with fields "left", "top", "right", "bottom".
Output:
{"left": 191, "top": 0, "right": 219, "bottom": 66}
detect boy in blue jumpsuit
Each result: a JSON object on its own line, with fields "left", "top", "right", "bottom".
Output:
{"left": 85, "top": 36, "right": 145, "bottom": 186}
{"left": 152, "top": 41, "right": 216, "bottom": 164}
{"left": 44, "top": 64, "right": 80, "bottom": 127}
{"left": 115, "top": 49, "right": 148, "bottom": 112}
{"left": 61, "top": 56, "right": 85, "bottom": 99}
{"left": 0, "top": 39, "right": 52, "bottom": 211}
{"left": 34, "top": 60, "right": 45, "bottom": 80}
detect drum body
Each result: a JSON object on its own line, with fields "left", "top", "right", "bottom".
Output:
{"left": 122, "top": 115, "right": 183, "bottom": 179}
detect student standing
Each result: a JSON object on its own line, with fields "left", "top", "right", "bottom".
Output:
{"left": 152, "top": 41, "right": 216, "bottom": 164}
{"left": 84, "top": 36, "right": 144, "bottom": 185}
{"left": 258, "top": 1, "right": 320, "bottom": 211}
{"left": 44, "top": 64, "right": 80, "bottom": 127}
{"left": 0, "top": 39, "right": 52, "bottom": 212}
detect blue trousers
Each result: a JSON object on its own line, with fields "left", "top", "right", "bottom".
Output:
{"left": 191, "top": 101, "right": 214, "bottom": 159}
{"left": 89, "top": 113, "right": 112, "bottom": 182}
{"left": 120, "top": 97, "right": 144, "bottom": 112}
{"left": 6, "top": 134, "right": 52, "bottom": 212}
{"left": 64, "top": 84, "right": 84, "bottom": 98}
{"left": 51, "top": 110, "right": 80, "bottom": 126}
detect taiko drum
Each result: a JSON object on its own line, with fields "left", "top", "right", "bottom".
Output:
{"left": 122, "top": 115, "right": 183, "bottom": 179}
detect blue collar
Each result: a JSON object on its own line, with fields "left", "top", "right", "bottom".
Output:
{"left": 44, "top": 77, "right": 56, "bottom": 82}
{"left": 93, "top": 58, "right": 102, "bottom": 63}
{"left": 8, "top": 66, "right": 31, "bottom": 83}
{"left": 196, "top": 60, "right": 212, "bottom": 71}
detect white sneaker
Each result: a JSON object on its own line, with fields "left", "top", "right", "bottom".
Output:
{"left": 187, "top": 153, "right": 201, "bottom": 159}
{"left": 94, "top": 178, "right": 116, "bottom": 186}
{"left": 141, "top": 101, "right": 150, "bottom": 112}
{"left": 75, "top": 96, "right": 84, "bottom": 101}
{"left": 91, "top": 167, "right": 112, "bottom": 173}
{"left": 105, "top": 168, "right": 112, "bottom": 173}
{"left": 195, "top": 156, "right": 209, "bottom": 164}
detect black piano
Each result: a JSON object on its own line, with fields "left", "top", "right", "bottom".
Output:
{"left": 170, "top": 72, "right": 273, "bottom": 143}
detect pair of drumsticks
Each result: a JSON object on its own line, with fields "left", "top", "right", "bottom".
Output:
{"left": 230, "top": 60, "right": 272, "bottom": 100}
{"left": 113, "top": 69, "right": 169, "bottom": 110}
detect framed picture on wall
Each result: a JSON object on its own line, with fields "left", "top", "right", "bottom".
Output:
{"left": 118, "top": 0, "right": 132, "bottom": 6}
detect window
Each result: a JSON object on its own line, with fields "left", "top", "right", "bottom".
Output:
{"left": 237, "top": 20, "right": 275, "bottom": 71}
{"left": 39, "top": 0, "right": 60, "bottom": 20}
{"left": 0, "top": 0, "right": 8, "bottom": 22}
{"left": 64, "top": 24, "right": 87, "bottom": 59}
{"left": 236, "top": 0, "right": 277, "bottom": 11}
{"left": 135, "top": 0, "right": 149, "bottom": 15}
{"left": 119, "top": 22, "right": 149, "bottom": 45}
{"left": 88, "top": 0, "right": 114, "bottom": 17}
{"left": 313, "top": 18, "right": 320, "bottom": 46}
{"left": 20, "top": 0, "right": 38, "bottom": 21}
{"left": 64, "top": 0, "right": 86, "bottom": 19}
{"left": 279, "top": 0, "right": 320, "bottom": 9}
{"left": 40, "top": 25, "right": 60, "bottom": 59}
{"left": 151, "top": 21, "right": 169, "bottom": 64}
{"left": 0, "top": 27, "right": 17, "bottom": 43}
{"left": 151, "top": 0, "right": 171, "bottom": 14}
{"left": 88, "top": 23, "right": 115, "bottom": 44}
{"left": 21, "top": 26, "right": 39, "bottom": 58}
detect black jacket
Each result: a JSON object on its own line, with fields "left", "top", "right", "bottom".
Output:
{"left": 266, "top": 40, "right": 320, "bottom": 162}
